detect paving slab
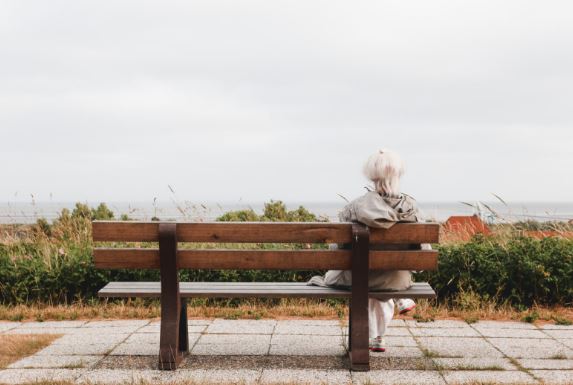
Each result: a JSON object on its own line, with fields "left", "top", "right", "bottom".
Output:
{"left": 342, "top": 326, "right": 411, "bottom": 337}
{"left": 53, "top": 333, "right": 129, "bottom": 345}
{"left": 486, "top": 337, "right": 573, "bottom": 359}
{"left": 205, "top": 319, "right": 276, "bottom": 334}
{"left": 518, "top": 358, "right": 573, "bottom": 369}
{"left": 109, "top": 343, "right": 160, "bottom": 356}
{"left": 260, "top": 369, "right": 351, "bottom": 384}
{"left": 0, "top": 322, "right": 21, "bottom": 333}
{"left": 473, "top": 326, "right": 549, "bottom": 339}
{"left": 8, "top": 355, "right": 102, "bottom": 369}
{"left": 472, "top": 320, "right": 537, "bottom": 329}
{"left": 561, "top": 339, "right": 573, "bottom": 349}
{"left": 275, "top": 323, "right": 342, "bottom": 336}
{"left": 542, "top": 329, "right": 573, "bottom": 339}
{"left": 137, "top": 324, "right": 206, "bottom": 334}
{"left": 77, "top": 369, "right": 174, "bottom": 384}
{"left": 198, "top": 333, "right": 270, "bottom": 345}
{"left": 111, "top": 334, "right": 201, "bottom": 355}
{"left": 12, "top": 326, "right": 135, "bottom": 335}
{"left": 410, "top": 327, "right": 480, "bottom": 337}
{"left": 0, "top": 368, "right": 84, "bottom": 384}
{"left": 384, "top": 336, "right": 418, "bottom": 347}
{"left": 170, "top": 369, "right": 261, "bottom": 384}
{"left": 539, "top": 324, "right": 573, "bottom": 330}
{"left": 188, "top": 325, "right": 208, "bottom": 333}
{"left": 82, "top": 320, "right": 150, "bottom": 328}
{"left": 385, "top": 326, "right": 411, "bottom": 336}
{"left": 188, "top": 319, "right": 213, "bottom": 326}
{"left": 530, "top": 369, "right": 573, "bottom": 384}
{"left": 406, "top": 320, "right": 470, "bottom": 328}
{"left": 417, "top": 336, "right": 503, "bottom": 358}
{"left": 353, "top": 369, "right": 445, "bottom": 385}
{"left": 369, "top": 356, "right": 435, "bottom": 370}
{"left": 270, "top": 335, "right": 346, "bottom": 356}
{"left": 443, "top": 370, "right": 538, "bottom": 384}
{"left": 77, "top": 326, "right": 142, "bottom": 334}
{"left": 125, "top": 333, "right": 160, "bottom": 344}
{"left": 279, "top": 319, "right": 342, "bottom": 326}
{"left": 37, "top": 342, "right": 118, "bottom": 356}
{"left": 390, "top": 319, "right": 407, "bottom": 327}
{"left": 134, "top": 324, "right": 161, "bottom": 333}
{"left": 432, "top": 357, "right": 517, "bottom": 370}
{"left": 192, "top": 342, "right": 269, "bottom": 355}
{"left": 18, "top": 320, "right": 87, "bottom": 328}
{"left": 374, "top": 347, "right": 424, "bottom": 358}
{"left": 343, "top": 319, "right": 404, "bottom": 327}
{"left": 5, "top": 327, "right": 73, "bottom": 335}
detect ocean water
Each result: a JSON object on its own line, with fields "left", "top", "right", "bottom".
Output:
{"left": 0, "top": 201, "right": 572, "bottom": 224}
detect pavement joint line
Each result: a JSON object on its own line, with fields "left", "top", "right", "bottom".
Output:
{"left": 97, "top": 322, "right": 141, "bottom": 361}
{"left": 265, "top": 318, "right": 277, "bottom": 356}
{"left": 409, "top": 326, "right": 448, "bottom": 384}
{"left": 188, "top": 320, "right": 205, "bottom": 356}
{"left": 471, "top": 321, "right": 540, "bottom": 383}
{"left": 538, "top": 326, "right": 573, "bottom": 353}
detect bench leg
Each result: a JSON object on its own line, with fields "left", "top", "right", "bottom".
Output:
{"left": 158, "top": 223, "right": 183, "bottom": 370}
{"left": 179, "top": 298, "right": 189, "bottom": 353}
{"left": 159, "top": 300, "right": 182, "bottom": 370}
{"left": 348, "top": 223, "right": 370, "bottom": 371}
{"left": 349, "top": 298, "right": 369, "bottom": 371}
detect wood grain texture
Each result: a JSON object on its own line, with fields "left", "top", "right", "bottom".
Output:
{"left": 92, "top": 221, "right": 439, "bottom": 244}
{"left": 94, "top": 248, "right": 438, "bottom": 270}
{"left": 97, "top": 281, "right": 436, "bottom": 300}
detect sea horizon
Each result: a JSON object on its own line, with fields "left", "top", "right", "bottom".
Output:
{"left": 1, "top": 200, "right": 572, "bottom": 224}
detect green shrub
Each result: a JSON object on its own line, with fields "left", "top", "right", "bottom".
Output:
{"left": 217, "top": 209, "right": 259, "bottom": 222}
{"left": 216, "top": 200, "right": 321, "bottom": 222}
{"left": 415, "top": 235, "right": 573, "bottom": 306}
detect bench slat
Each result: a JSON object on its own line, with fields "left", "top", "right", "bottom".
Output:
{"left": 94, "top": 249, "right": 438, "bottom": 270}
{"left": 98, "top": 281, "right": 436, "bottom": 300}
{"left": 98, "top": 282, "right": 433, "bottom": 288}
{"left": 92, "top": 221, "right": 439, "bottom": 244}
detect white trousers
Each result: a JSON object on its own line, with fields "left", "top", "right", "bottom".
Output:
{"left": 368, "top": 298, "right": 394, "bottom": 339}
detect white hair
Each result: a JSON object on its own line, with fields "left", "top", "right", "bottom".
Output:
{"left": 363, "top": 149, "right": 405, "bottom": 197}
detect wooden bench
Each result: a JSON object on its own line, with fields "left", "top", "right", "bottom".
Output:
{"left": 92, "top": 221, "right": 439, "bottom": 371}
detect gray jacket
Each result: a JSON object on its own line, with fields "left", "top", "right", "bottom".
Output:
{"left": 307, "top": 191, "right": 422, "bottom": 291}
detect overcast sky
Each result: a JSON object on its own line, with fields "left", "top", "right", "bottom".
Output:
{"left": 1, "top": 0, "right": 572, "bottom": 204}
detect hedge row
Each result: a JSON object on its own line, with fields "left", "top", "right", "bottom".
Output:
{"left": 1, "top": 235, "right": 572, "bottom": 306}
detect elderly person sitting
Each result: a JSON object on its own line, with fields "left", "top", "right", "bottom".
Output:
{"left": 308, "top": 149, "right": 429, "bottom": 352}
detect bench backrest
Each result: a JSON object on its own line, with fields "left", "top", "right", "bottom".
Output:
{"left": 92, "top": 221, "right": 439, "bottom": 271}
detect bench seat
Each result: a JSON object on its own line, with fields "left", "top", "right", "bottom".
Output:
{"left": 98, "top": 281, "right": 436, "bottom": 300}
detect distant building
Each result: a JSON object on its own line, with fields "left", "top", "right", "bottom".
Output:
{"left": 443, "top": 215, "right": 491, "bottom": 241}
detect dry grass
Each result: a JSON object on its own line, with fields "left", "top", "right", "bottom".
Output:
{"left": 0, "top": 299, "right": 346, "bottom": 322}
{"left": 408, "top": 298, "right": 573, "bottom": 324}
{"left": 0, "top": 298, "right": 571, "bottom": 325}
{"left": 0, "top": 334, "right": 60, "bottom": 369}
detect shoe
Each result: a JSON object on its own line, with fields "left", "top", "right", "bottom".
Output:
{"left": 369, "top": 337, "right": 386, "bottom": 352}
{"left": 397, "top": 298, "right": 416, "bottom": 314}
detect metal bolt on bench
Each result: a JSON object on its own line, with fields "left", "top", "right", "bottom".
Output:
{"left": 92, "top": 221, "right": 440, "bottom": 371}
